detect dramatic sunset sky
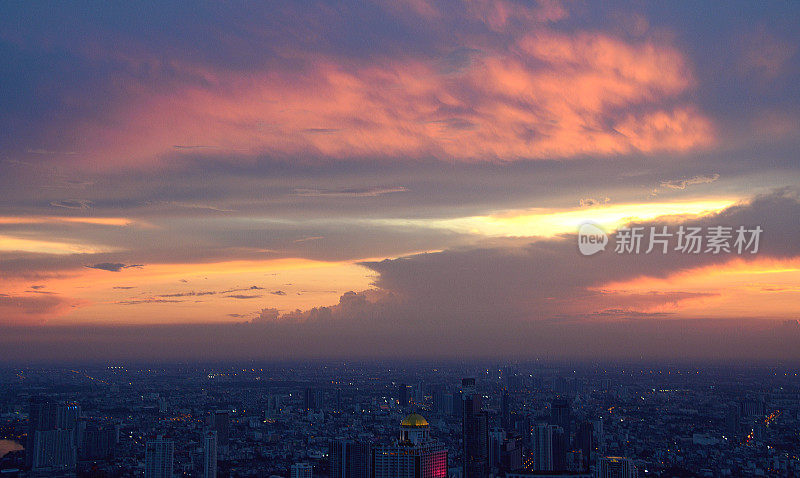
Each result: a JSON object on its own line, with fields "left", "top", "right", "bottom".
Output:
{"left": 1, "top": 1, "right": 799, "bottom": 361}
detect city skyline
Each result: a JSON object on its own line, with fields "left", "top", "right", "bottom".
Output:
{"left": 1, "top": 1, "right": 800, "bottom": 361}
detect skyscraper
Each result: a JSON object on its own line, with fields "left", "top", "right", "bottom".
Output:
{"left": 451, "top": 391, "right": 463, "bottom": 418}
{"left": 27, "top": 398, "right": 79, "bottom": 473}
{"left": 398, "top": 383, "right": 409, "bottom": 407}
{"left": 552, "top": 426, "right": 567, "bottom": 472}
{"left": 462, "top": 380, "right": 488, "bottom": 478}
{"left": 304, "top": 388, "right": 323, "bottom": 411}
{"left": 597, "top": 457, "right": 636, "bottom": 478}
{"left": 292, "top": 463, "right": 314, "bottom": 478}
{"left": 500, "top": 390, "right": 512, "bottom": 430}
{"left": 145, "top": 435, "right": 174, "bottom": 478}
{"left": 204, "top": 430, "right": 218, "bottom": 478}
{"left": 576, "top": 421, "right": 594, "bottom": 471}
{"left": 372, "top": 413, "right": 447, "bottom": 478}
{"left": 209, "top": 410, "right": 230, "bottom": 447}
{"left": 532, "top": 424, "right": 553, "bottom": 472}
{"left": 331, "top": 439, "right": 370, "bottom": 478}
{"left": 488, "top": 428, "right": 505, "bottom": 469}
{"left": 550, "top": 398, "right": 571, "bottom": 439}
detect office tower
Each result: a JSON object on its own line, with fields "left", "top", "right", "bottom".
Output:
{"left": 566, "top": 450, "right": 584, "bottom": 472}
{"left": 372, "top": 413, "right": 447, "bottom": 478}
{"left": 145, "top": 435, "right": 174, "bottom": 478}
{"left": 552, "top": 426, "right": 567, "bottom": 472}
{"left": 500, "top": 390, "right": 511, "bottom": 430}
{"left": 80, "top": 423, "right": 116, "bottom": 460}
{"left": 432, "top": 389, "right": 452, "bottom": 416}
{"left": 724, "top": 403, "right": 740, "bottom": 437}
{"left": 451, "top": 391, "right": 463, "bottom": 418}
{"left": 27, "top": 398, "right": 79, "bottom": 472}
{"left": 463, "top": 384, "right": 489, "bottom": 478}
{"left": 292, "top": 463, "right": 314, "bottom": 478}
{"left": 336, "top": 388, "right": 342, "bottom": 412}
{"left": 594, "top": 418, "right": 604, "bottom": 453}
{"left": 414, "top": 382, "right": 425, "bottom": 405}
{"left": 597, "top": 457, "right": 636, "bottom": 478}
{"left": 576, "top": 421, "right": 594, "bottom": 471}
{"left": 517, "top": 415, "right": 533, "bottom": 444}
{"left": 209, "top": 411, "right": 230, "bottom": 447}
{"left": 550, "top": 398, "right": 571, "bottom": 439}
{"left": 266, "top": 395, "right": 282, "bottom": 417}
{"left": 330, "top": 439, "right": 370, "bottom": 478}
{"left": 462, "top": 378, "right": 476, "bottom": 396}
{"left": 304, "top": 388, "right": 323, "bottom": 411}
{"left": 398, "top": 383, "right": 409, "bottom": 407}
{"left": 501, "top": 366, "right": 515, "bottom": 386}
{"left": 532, "top": 424, "right": 553, "bottom": 471}
{"left": 488, "top": 428, "right": 505, "bottom": 468}
{"left": 204, "top": 430, "right": 218, "bottom": 478}
{"left": 498, "top": 435, "right": 523, "bottom": 472}
{"left": 31, "top": 429, "right": 77, "bottom": 473}
{"left": 740, "top": 399, "right": 765, "bottom": 418}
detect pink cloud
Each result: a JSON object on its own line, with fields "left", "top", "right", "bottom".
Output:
{"left": 45, "top": 6, "right": 712, "bottom": 169}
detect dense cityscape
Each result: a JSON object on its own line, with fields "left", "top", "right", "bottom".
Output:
{"left": 1, "top": 362, "right": 798, "bottom": 477}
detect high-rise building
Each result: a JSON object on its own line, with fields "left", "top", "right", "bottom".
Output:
{"left": 432, "top": 389, "right": 452, "bottom": 416}
{"left": 203, "top": 430, "right": 218, "bottom": 478}
{"left": 532, "top": 424, "right": 553, "bottom": 471}
{"left": 266, "top": 395, "right": 283, "bottom": 416}
{"left": 31, "top": 429, "right": 77, "bottom": 473}
{"left": 414, "top": 382, "right": 425, "bottom": 405}
{"left": 331, "top": 439, "right": 370, "bottom": 478}
{"left": 79, "top": 423, "right": 115, "bottom": 460}
{"left": 488, "top": 428, "right": 505, "bottom": 468}
{"left": 145, "top": 435, "right": 174, "bottom": 478}
{"left": 597, "top": 457, "right": 636, "bottom": 478}
{"left": 292, "top": 463, "right": 314, "bottom": 478}
{"left": 576, "top": 421, "right": 594, "bottom": 471}
{"left": 399, "top": 383, "right": 409, "bottom": 407}
{"left": 372, "top": 413, "right": 447, "bottom": 478}
{"left": 462, "top": 382, "right": 488, "bottom": 478}
{"left": 550, "top": 398, "right": 571, "bottom": 439}
{"left": 304, "top": 388, "right": 323, "bottom": 411}
{"left": 500, "top": 390, "right": 512, "bottom": 430}
{"left": 498, "top": 435, "right": 523, "bottom": 472}
{"left": 27, "top": 398, "right": 79, "bottom": 472}
{"left": 451, "top": 391, "right": 463, "bottom": 418}
{"left": 552, "top": 426, "right": 567, "bottom": 472}
{"left": 209, "top": 410, "right": 230, "bottom": 447}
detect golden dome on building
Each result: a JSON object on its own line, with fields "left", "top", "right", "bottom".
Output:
{"left": 400, "top": 413, "right": 429, "bottom": 427}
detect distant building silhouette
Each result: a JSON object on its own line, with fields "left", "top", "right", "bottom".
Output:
{"left": 550, "top": 398, "right": 571, "bottom": 439}
{"left": 399, "top": 383, "right": 409, "bottom": 407}
{"left": 304, "top": 388, "right": 323, "bottom": 411}
{"left": 145, "top": 435, "right": 174, "bottom": 478}
{"left": 576, "top": 421, "right": 594, "bottom": 471}
{"left": 597, "top": 457, "right": 636, "bottom": 478}
{"left": 204, "top": 430, "right": 218, "bottom": 478}
{"left": 209, "top": 410, "right": 230, "bottom": 447}
{"left": 532, "top": 424, "right": 553, "bottom": 471}
{"left": 292, "top": 463, "right": 314, "bottom": 478}
{"left": 462, "top": 379, "right": 488, "bottom": 478}
{"left": 27, "top": 398, "right": 79, "bottom": 473}
{"left": 331, "top": 438, "right": 370, "bottom": 478}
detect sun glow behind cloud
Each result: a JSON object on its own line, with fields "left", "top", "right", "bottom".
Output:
{"left": 377, "top": 198, "right": 739, "bottom": 238}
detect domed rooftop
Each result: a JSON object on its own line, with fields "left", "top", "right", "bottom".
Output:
{"left": 400, "top": 413, "right": 429, "bottom": 427}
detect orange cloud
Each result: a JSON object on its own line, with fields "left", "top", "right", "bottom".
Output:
{"left": 599, "top": 257, "right": 800, "bottom": 319}
{"left": 61, "top": 17, "right": 712, "bottom": 168}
